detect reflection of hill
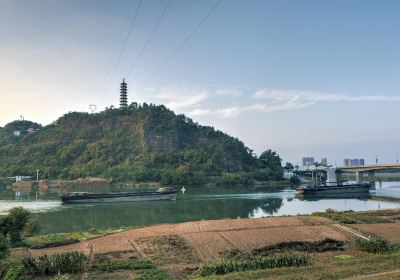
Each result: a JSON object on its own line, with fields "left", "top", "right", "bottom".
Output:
{"left": 35, "top": 196, "right": 284, "bottom": 234}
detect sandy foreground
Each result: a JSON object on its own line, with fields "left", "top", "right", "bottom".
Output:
{"left": 24, "top": 216, "right": 350, "bottom": 261}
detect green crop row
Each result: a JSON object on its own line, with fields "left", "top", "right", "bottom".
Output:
{"left": 198, "top": 253, "right": 313, "bottom": 276}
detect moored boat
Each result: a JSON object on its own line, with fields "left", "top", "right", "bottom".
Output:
{"left": 296, "top": 183, "right": 371, "bottom": 194}
{"left": 61, "top": 187, "right": 177, "bottom": 204}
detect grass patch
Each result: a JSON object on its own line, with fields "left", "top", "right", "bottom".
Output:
{"left": 134, "top": 268, "right": 175, "bottom": 280}
{"left": 26, "top": 227, "right": 129, "bottom": 249}
{"left": 198, "top": 254, "right": 313, "bottom": 276}
{"left": 137, "top": 235, "right": 199, "bottom": 264}
{"left": 26, "top": 233, "right": 78, "bottom": 249}
{"left": 312, "top": 209, "right": 393, "bottom": 224}
{"left": 333, "top": 255, "right": 354, "bottom": 261}
{"left": 71, "top": 227, "right": 127, "bottom": 240}
{"left": 90, "top": 258, "right": 154, "bottom": 272}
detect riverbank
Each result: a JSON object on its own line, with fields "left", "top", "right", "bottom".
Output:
{"left": 4, "top": 208, "right": 400, "bottom": 279}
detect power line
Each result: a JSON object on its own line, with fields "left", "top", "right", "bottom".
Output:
{"left": 125, "top": 0, "right": 173, "bottom": 79}
{"left": 135, "top": 0, "right": 223, "bottom": 96}
{"left": 101, "top": 0, "right": 144, "bottom": 106}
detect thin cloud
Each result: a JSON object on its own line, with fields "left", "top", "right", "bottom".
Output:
{"left": 254, "top": 89, "right": 400, "bottom": 102}
{"left": 147, "top": 86, "right": 400, "bottom": 119}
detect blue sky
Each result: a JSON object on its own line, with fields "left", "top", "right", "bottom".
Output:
{"left": 0, "top": 0, "right": 399, "bottom": 165}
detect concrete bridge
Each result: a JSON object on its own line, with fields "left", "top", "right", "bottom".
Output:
{"left": 298, "top": 164, "right": 400, "bottom": 186}
{"left": 337, "top": 164, "right": 400, "bottom": 184}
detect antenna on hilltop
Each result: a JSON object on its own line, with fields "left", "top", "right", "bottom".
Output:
{"left": 89, "top": 104, "right": 98, "bottom": 113}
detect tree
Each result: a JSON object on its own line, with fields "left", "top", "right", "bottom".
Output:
{"left": 259, "top": 150, "right": 282, "bottom": 168}
{"left": 6, "top": 207, "right": 31, "bottom": 244}
{"left": 259, "top": 150, "right": 283, "bottom": 180}
{"left": 284, "top": 162, "right": 294, "bottom": 171}
{"left": 289, "top": 176, "right": 301, "bottom": 186}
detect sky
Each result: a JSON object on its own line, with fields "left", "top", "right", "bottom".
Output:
{"left": 0, "top": 0, "right": 399, "bottom": 166}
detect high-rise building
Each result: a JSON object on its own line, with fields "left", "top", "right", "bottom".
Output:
{"left": 302, "top": 157, "right": 315, "bottom": 167}
{"left": 343, "top": 158, "right": 365, "bottom": 167}
{"left": 120, "top": 79, "right": 128, "bottom": 108}
{"left": 320, "top": 158, "right": 328, "bottom": 166}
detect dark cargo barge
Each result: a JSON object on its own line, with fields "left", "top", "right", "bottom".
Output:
{"left": 61, "top": 187, "right": 177, "bottom": 204}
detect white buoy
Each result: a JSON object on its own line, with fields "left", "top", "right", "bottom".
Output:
{"left": 181, "top": 186, "right": 186, "bottom": 194}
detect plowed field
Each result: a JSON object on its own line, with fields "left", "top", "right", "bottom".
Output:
{"left": 351, "top": 223, "right": 400, "bottom": 243}
{"left": 29, "top": 216, "right": 350, "bottom": 261}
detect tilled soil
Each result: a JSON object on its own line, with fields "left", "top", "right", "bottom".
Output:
{"left": 29, "top": 216, "right": 349, "bottom": 261}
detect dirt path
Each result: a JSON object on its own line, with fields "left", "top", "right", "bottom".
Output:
{"left": 29, "top": 216, "right": 349, "bottom": 261}
{"left": 344, "top": 269, "right": 400, "bottom": 279}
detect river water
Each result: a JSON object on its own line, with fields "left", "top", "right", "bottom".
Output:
{"left": 0, "top": 182, "right": 400, "bottom": 234}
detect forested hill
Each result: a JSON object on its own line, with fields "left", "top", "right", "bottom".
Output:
{"left": 0, "top": 104, "right": 283, "bottom": 184}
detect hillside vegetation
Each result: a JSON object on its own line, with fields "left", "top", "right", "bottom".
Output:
{"left": 0, "top": 104, "right": 283, "bottom": 184}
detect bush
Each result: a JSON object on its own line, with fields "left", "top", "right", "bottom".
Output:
{"left": 0, "top": 235, "right": 9, "bottom": 260}
{"left": 198, "top": 253, "right": 313, "bottom": 276}
{"left": 355, "top": 237, "right": 390, "bottom": 254}
{"left": 23, "top": 220, "right": 41, "bottom": 237}
{"left": 22, "top": 252, "right": 86, "bottom": 275}
{"left": 289, "top": 176, "right": 301, "bottom": 186}
{"left": 135, "top": 269, "right": 175, "bottom": 280}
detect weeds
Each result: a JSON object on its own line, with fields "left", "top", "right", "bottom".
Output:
{"left": 21, "top": 252, "right": 86, "bottom": 275}
{"left": 137, "top": 235, "right": 199, "bottom": 264}
{"left": 355, "top": 237, "right": 390, "bottom": 254}
{"left": 3, "top": 266, "right": 23, "bottom": 280}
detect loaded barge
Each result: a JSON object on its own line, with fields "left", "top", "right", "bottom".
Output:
{"left": 296, "top": 167, "right": 372, "bottom": 194}
{"left": 61, "top": 187, "right": 177, "bottom": 204}
{"left": 296, "top": 183, "right": 370, "bottom": 194}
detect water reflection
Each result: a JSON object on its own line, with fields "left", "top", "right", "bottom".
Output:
{"left": 0, "top": 183, "right": 400, "bottom": 234}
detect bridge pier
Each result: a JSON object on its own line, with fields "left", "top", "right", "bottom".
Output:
{"left": 368, "top": 171, "right": 375, "bottom": 185}
{"left": 356, "top": 171, "right": 364, "bottom": 183}
{"left": 336, "top": 171, "right": 343, "bottom": 185}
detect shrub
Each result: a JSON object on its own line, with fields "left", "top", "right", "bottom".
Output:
{"left": 355, "top": 237, "right": 390, "bottom": 254}
{"left": 198, "top": 253, "right": 313, "bottom": 276}
{"left": 0, "top": 235, "right": 9, "bottom": 260}
{"left": 22, "top": 252, "right": 86, "bottom": 275}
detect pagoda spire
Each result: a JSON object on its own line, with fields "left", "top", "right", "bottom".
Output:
{"left": 120, "top": 78, "right": 128, "bottom": 108}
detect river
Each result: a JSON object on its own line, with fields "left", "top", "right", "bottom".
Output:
{"left": 0, "top": 182, "right": 400, "bottom": 234}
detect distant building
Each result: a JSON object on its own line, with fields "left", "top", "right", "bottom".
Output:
{"left": 13, "top": 131, "right": 21, "bottom": 136}
{"left": 320, "top": 158, "right": 328, "bottom": 166}
{"left": 343, "top": 158, "right": 365, "bottom": 167}
{"left": 283, "top": 170, "right": 294, "bottom": 179}
{"left": 120, "top": 79, "right": 128, "bottom": 108}
{"left": 302, "top": 157, "right": 315, "bottom": 167}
